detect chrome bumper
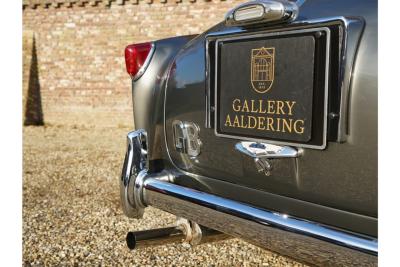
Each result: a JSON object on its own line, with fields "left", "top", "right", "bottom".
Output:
{"left": 120, "top": 129, "right": 378, "bottom": 266}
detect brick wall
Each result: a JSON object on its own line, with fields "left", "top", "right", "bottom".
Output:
{"left": 22, "top": 0, "right": 243, "bottom": 127}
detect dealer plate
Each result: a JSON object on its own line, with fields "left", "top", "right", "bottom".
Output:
{"left": 214, "top": 28, "right": 330, "bottom": 148}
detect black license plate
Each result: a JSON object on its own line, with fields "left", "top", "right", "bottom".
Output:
{"left": 214, "top": 28, "right": 329, "bottom": 148}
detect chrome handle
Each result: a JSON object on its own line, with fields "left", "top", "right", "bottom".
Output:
{"left": 235, "top": 141, "right": 302, "bottom": 159}
{"left": 235, "top": 141, "right": 302, "bottom": 176}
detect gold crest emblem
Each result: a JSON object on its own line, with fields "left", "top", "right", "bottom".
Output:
{"left": 251, "top": 47, "right": 275, "bottom": 93}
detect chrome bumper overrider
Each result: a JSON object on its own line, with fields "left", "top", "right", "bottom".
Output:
{"left": 121, "top": 129, "right": 377, "bottom": 266}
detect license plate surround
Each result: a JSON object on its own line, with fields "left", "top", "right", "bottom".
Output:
{"left": 213, "top": 27, "right": 331, "bottom": 149}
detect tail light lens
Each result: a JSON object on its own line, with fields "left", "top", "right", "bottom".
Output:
{"left": 124, "top": 42, "right": 154, "bottom": 79}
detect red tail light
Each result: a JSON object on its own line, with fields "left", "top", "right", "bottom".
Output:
{"left": 124, "top": 42, "right": 154, "bottom": 79}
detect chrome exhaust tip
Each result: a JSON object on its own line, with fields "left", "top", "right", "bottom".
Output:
{"left": 126, "top": 219, "right": 230, "bottom": 250}
{"left": 126, "top": 227, "right": 185, "bottom": 250}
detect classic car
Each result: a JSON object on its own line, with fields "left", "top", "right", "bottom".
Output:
{"left": 120, "top": 0, "right": 377, "bottom": 265}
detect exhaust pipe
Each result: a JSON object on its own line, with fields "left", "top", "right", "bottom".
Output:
{"left": 126, "top": 227, "right": 184, "bottom": 250}
{"left": 121, "top": 130, "right": 377, "bottom": 266}
{"left": 126, "top": 219, "right": 231, "bottom": 250}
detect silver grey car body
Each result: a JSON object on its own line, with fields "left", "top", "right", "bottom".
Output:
{"left": 120, "top": 0, "right": 377, "bottom": 265}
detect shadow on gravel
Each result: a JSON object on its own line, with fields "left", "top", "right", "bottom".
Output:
{"left": 24, "top": 36, "right": 44, "bottom": 126}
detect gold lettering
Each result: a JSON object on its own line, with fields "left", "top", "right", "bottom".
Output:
{"left": 228, "top": 99, "right": 301, "bottom": 133}
{"left": 242, "top": 99, "right": 250, "bottom": 112}
{"left": 286, "top": 101, "right": 296, "bottom": 116}
{"left": 276, "top": 101, "right": 285, "bottom": 115}
{"left": 232, "top": 99, "right": 241, "bottom": 112}
{"left": 259, "top": 100, "right": 267, "bottom": 114}
{"left": 267, "top": 101, "right": 275, "bottom": 114}
{"left": 294, "top": 120, "right": 305, "bottom": 134}
{"left": 276, "top": 118, "right": 281, "bottom": 132}
{"left": 257, "top": 117, "right": 266, "bottom": 130}
{"left": 282, "top": 118, "right": 293, "bottom": 133}
{"left": 250, "top": 100, "right": 259, "bottom": 113}
{"left": 233, "top": 115, "right": 240, "bottom": 128}
{"left": 266, "top": 117, "right": 275, "bottom": 131}
{"left": 240, "top": 115, "right": 248, "bottom": 128}
{"left": 225, "top": 114, "right": 232, "bottom": 127}
{"left": 248, "top": 116, "right": 257, "bottom": 129}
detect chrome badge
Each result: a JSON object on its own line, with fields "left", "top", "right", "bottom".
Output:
{"left": 172, "top": 120, "right": 202, "bottom": 157}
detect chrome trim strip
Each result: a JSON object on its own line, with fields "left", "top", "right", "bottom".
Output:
{"left": 205, "top": 38, "right": 212, "bottom": 128}
{"left": 140, "top": 175, "right": 377, "bottom": 266}
{"left": 336, "top": 17, "right": 365, "bottom": 141}
{"left": 213, "top": 27, "right": 330, "bottom": 150}
{"left": 132, "top": 42, "right": 156, "bottom": 81}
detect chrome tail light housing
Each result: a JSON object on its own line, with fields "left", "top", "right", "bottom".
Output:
{"left": 225, "top": 0, "right": 299, "bottom": 26}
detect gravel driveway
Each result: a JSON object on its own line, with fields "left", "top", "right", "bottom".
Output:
{"left": 23, "top": 125, "right": 307, "bottom": 266}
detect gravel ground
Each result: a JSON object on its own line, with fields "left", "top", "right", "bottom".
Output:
{"left": 23, "top": 125, "right": 307, "bottom": 266}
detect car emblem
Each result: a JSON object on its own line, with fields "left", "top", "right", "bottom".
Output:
{"left": 172, "top": 120, "right": 202, "bottom": 157}
{"left": 251, "top": 47, "right": 275, "bottom": 93}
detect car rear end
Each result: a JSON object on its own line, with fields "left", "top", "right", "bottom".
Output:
{"left": 120, "top": 0, "right": 377, "bottom": 266}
